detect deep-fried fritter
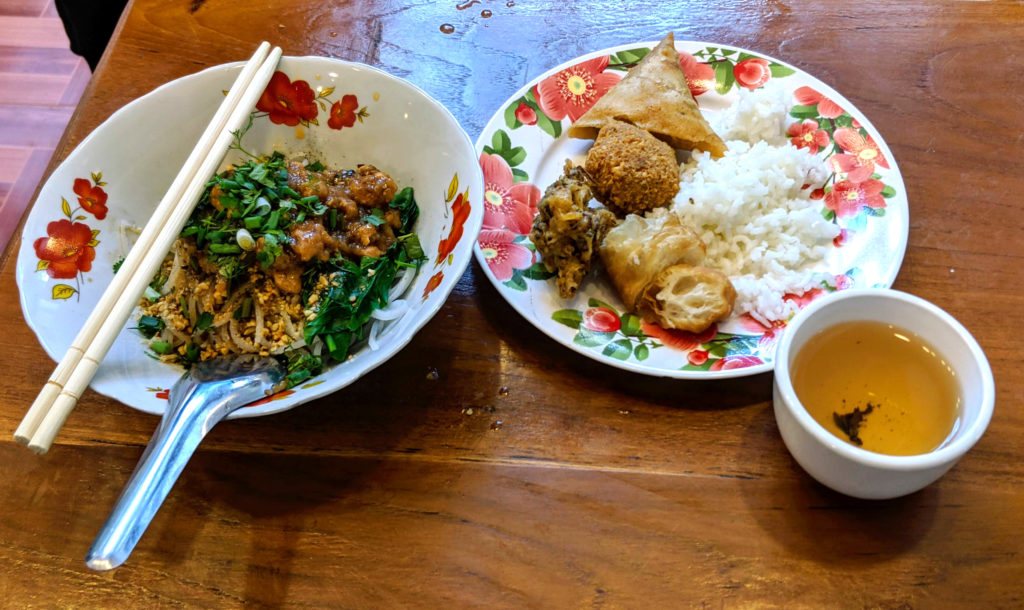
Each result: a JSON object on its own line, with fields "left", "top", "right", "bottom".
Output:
{"left": 635, "top": 264, "right": 736, "bottom": 333}
{"left": 584, "top": 120, "right": 680, "bottom": 216}
{"left": 529, "top": 162, "right": 618, "bottom": 299}
{"left": 600, "top": 211, "right": 706, "bottom": 311}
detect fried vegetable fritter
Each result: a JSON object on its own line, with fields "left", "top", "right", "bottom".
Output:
{"left": 529, "top": 162, "right": 617, "bottom": 299}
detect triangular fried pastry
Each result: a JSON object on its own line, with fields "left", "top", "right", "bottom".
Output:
{"left": 568, "top": 33, "right": 727, "bottom": 157}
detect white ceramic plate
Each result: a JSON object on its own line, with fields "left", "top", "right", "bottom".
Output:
{"left": 473, "top": 39, "right": 908, "bottom": 378}
{"left": 17, "top": 56, "right": 483, "bottom": 417}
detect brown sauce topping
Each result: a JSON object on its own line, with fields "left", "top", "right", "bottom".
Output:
{"left": 254, "top": 160, "right": 401, "bottom": 293}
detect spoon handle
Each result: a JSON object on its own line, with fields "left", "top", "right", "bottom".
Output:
{"left": 84, "top": 374, "right": 267, "bottom": 571}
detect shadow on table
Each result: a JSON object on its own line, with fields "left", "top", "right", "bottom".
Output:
{"left": 142, "top": 340, "right": 456, "bottom": 604}
{"left": 471, "top": 263, "right": 774, "bottom": 412}
{"left": 735, "top": 410, "right": 938, "bottom": 566}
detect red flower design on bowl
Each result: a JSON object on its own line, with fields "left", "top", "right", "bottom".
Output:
{"left": 533, "top": 56, "right": 622, "bottom": 123}
{"left": 73, "top": 178, "right": 108, "bottom": 220}
{"left": 422, "top": 271, "right": 444, "bottom": 299}
{"left": 34, "top": 219, "right": 96, "bottom": 279}
{"left": 256, "top": 71, "right": 318, "bottom": 126}
{"left": 328, "top": 94, "right": 359, "bottom": 129}
{"left": 478, "top": 229, "right": 532, "bottom": 281}
{"left": 734, "top": 58, "right": 770, "bottom": 90}
{"left": 437, "top": 189, "right": 471, "bottom": 263}
{"left": 480, "top": 153, "right": 539, "bottom": 234}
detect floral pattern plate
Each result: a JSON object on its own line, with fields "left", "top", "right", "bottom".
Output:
{"left": 17, "top": 56, "right": 483, "bottom": 417}
{"left": 473, "top": 40, "right": 908, "bottom": 378}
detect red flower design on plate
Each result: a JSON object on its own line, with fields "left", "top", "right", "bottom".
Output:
{"left": 328, "top": 94, "right": 359, "bottom": 129}
{"left": 825, "top": 179, "right": 886, "bottom": 218}
{"left": 514, "top": 102, "right": 537, "bottom": 125}
{"left": 794, "top": 86, "right": 844, "bottom": 119}
{"left": 679, "top": 52, "right": 715, "bottom": 97}
{"left": 480, "top": 153, "right": 539, "bottom": 234}
{"left": 710, "top": 355, "right": 764, "bottom": 371}
{"left": 437, "top": 189, "right": 471, "bottom": 263}
{"left": 533, "top": 56, "right": 622, "bottom": 123}
{"left": 583, "top": 307, "right": 620, "bottom": 333}
{"left": 833, "top": 228, "right": 850, "bottom": 247}
{"left": 833, "top": 273, "right": 855, "bottom": 290}
{"left": 34, "top": 219, "right": 96, "bottom": 279}
{"left": 734, "top": 58, "right": 770, "bottom": 90}
{"left": 739, "top": 314, "right": 787, "bottom": 352}
{"left": 830, "top": 127, "right": 890, "bottom": 183}
{"left": 783, "top": 288, "right": 826, "bottom": 309}
{"left": 478, "top": 229, "right": 532, "bottom": 281}
{"left": 73, "top": 178, "right": 108, "bottom": 220}
{"left": 787, "top": 119, "right": 830, "bottom": 154}
{"left": 641, "top": 322, "right": 718, "bottom": 352}
{"left": 256, "top": 71, "right": 318, "bottom": 126}
{"left": 688, "top": 350, "right": 709, "bottom": 366}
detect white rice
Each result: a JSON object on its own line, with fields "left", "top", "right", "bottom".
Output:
{"left": 667, "top": 87, "right": 840, "bottom": 325}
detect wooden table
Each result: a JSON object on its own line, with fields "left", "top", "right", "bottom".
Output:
{"left": 2, "top": 1, "right": 1022, "bottom": 606}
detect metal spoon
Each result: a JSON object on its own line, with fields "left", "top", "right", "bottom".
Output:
{"left": 85, "top": 356, "right": 285, "bottom": 571}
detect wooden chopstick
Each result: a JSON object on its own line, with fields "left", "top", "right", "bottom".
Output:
{"left": 15, "top": 43, "right": 283, "bottom": 454}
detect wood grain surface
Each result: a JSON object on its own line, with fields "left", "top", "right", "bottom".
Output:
{"left": 2, "top": 0, "right": 1023, "bottom": 607}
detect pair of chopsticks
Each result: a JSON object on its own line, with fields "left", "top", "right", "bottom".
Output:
{"left": 14, "top": 42, "right": 283, "bottom": 455}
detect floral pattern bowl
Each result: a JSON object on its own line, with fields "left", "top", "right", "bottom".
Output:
{"left": 16, "top": 56, "right": 483, "bottom": 417}
{"left": 474, "top": 40, "right": 909, "bottom": 378}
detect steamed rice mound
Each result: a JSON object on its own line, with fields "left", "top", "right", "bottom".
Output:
{"left": 668, "top": 88, "right": 840, "bottom": 325}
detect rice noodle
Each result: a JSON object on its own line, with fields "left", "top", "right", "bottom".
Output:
{"left": 228, "top": 318, "right": 256, "bottom": 352}
{"left": 212, "top": 283, "right": 254, "bottom": 327}
{"left": 187, "top": 296, "right": 198, "bottom": 328}
{"left": 281, "top": 306, "right": 302, "bottom": 340}
{"left": 388, "top": 267, "right": 416, "bottom": 301}
{"left": 253, "top": 300, "right": 271, "bottom": 348}
{"left": 367, "top": 319, "right": 384, "bottom": 351}
{"left": 217, "top": 324, "right": 231, "bottom": 347}
{"left": 370, "top": 299, "right": 409, "bottom": 321}
{"left": 168, "top": 327, "right": 189, "bottom": 345}
{"left": 163, "top": 245, "right": 183, "bottom": 294}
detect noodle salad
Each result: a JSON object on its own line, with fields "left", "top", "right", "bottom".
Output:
{"left": 130, "top": 142, "right": 424, "bottom": 388}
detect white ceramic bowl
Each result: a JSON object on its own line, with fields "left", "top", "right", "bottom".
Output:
{"left": 773, "top": 289, "right": 995, "bottom": 499}
{"left": 16, "top": 57, "right": 483, "bottom": 418}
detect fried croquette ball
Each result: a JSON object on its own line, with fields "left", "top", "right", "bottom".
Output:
{"left": 584, "top": 120, "right": 680, "bottom": 216}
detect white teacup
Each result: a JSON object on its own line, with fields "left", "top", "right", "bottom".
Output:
{"left": 773, "top": 289, "right": 995, "bottom": 499}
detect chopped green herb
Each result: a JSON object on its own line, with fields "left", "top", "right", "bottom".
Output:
{"left": 151, "top": 340, "right": 172, "bottom": 355}
{"left": 135, "top": 315, "right": 165, "bottom": 339}
{"left": 194, "top": 312, "right": 214, "bottom": 332}
{"left": 399, "top": 233, "right": 425, "bottom": 261}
